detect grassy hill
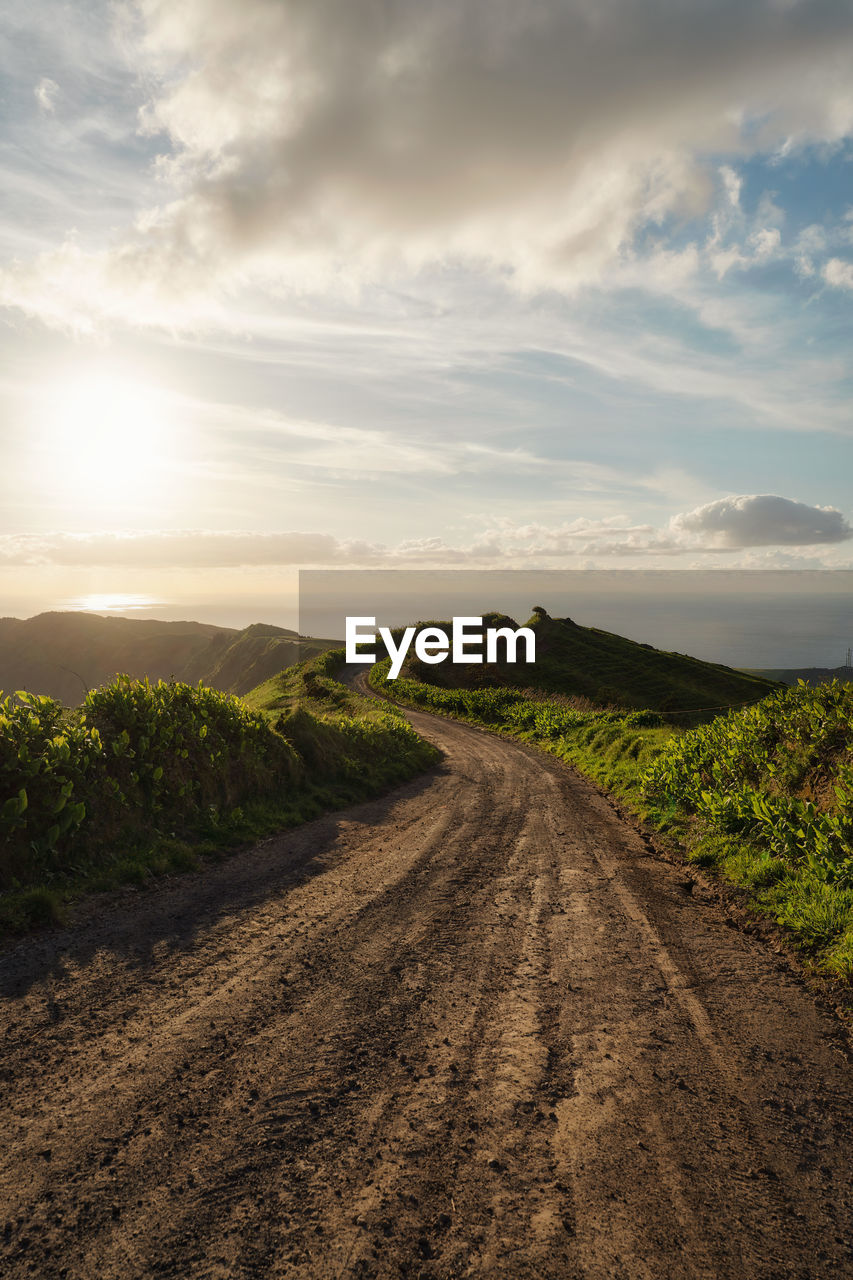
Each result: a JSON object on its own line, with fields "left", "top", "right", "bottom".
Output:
{"left": 0, "top": 612, "right": 339, "bottom": 703}
{"left": 404, "top": 608, "right": 777, "bottom": 717}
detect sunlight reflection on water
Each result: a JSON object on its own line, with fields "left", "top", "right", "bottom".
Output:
{"left": 59, "top": 594, "right": 162, "bottom": 613}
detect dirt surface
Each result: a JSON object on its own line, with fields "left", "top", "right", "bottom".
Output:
{"left": 1, "top": 671, "right": 852, "bottom": 1278}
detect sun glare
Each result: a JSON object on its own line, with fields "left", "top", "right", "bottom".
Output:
{"left": 41, "top": 371, "right": 176, "bottom": 508}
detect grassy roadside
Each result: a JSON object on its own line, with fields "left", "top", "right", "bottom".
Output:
{"left": 372, "top": 660, "right": 853, "bottom": 982}
{"left": 0, "top": 651, "right": 438, "bottom": 938}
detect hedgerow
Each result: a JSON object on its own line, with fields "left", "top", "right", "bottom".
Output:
{"left": 0, "top": 678, "right": 298, "bottom": 894}
{"left": 1, "top": 660, "right": 438, "bottom": 933}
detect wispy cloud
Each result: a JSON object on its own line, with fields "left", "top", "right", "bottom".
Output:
{"left": 34, "top": 77, "right": 59, "bottom": 113}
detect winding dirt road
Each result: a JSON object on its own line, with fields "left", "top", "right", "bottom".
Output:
{"left": 1, "top": 678, "right": 852, "bottom": 1278}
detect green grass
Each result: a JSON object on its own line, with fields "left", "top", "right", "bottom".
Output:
{"left": 0, "top": 651, "right": 438, "bottom": 939}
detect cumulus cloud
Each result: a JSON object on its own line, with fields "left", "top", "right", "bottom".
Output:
{"left": 823, "top": 256, "right": 853, "bottom": 289}
{"left": 472, "top": 497, "right": 853, "bottom": 560}
{"left": 670, "top": 494, "right": 852, "bottom": 547}
{"left": 5, "top": 0, "right": 853, "bottom": 326}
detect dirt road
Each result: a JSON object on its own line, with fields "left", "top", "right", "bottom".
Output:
{"left": 1, "top": 680, "right": 852, "bottom": 1278}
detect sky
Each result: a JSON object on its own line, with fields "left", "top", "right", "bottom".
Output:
{"left": 1, "top": 0, "right": 853, "bottom": 644}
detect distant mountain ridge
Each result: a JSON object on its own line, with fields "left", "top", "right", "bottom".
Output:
{"left": 0, "top": 612, "right": 338, "bottom": 704}
{"left": 747, "top": 666, "right": 853, "bottom": 687}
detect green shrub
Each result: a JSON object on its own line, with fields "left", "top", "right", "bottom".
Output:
{"left": 1, "top": 660, "right": 438, "bottom": 929}
{"left": 0, "top": 692, "right": 99, "bottom": 884}
{"left": 643, "top": 681, "right": 853, "bottom": 887}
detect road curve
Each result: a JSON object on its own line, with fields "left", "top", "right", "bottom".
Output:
{"left": 1, "top": 677, "right": 852, "bottom": 1278}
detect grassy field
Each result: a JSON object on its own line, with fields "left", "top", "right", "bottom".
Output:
{"left": 0, "top": 650, "right": 437, "bottom": 937}
{"left": 374, "top": 659, "right": 853, "bottom": 982}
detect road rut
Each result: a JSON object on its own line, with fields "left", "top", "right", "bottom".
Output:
{"left": 1, "top": 687, "right": 852, "bottom": 1277}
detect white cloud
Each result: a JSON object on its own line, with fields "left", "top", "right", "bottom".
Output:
{"left": 1, "top": 494, "right": 850, "bottom": 571}
{"left": 823, "top": 256, "right": 853, "bottom": 289}
{"left": 34, "top": 77, "right": 59, "bottom": 113}
{"left": 473, "top": 496, "right": 853, "bottom": 561}
{"left": 670, "top": 494, "right": 852, "bottom": 547}
{"left": 720, "top": 164, "right": 741, "bottom": 208}
{"left": 750, "top": 226, "right": 782, "bottom": 259}
{"left": 793, "top": 223, "right": 827, "bottom": 276}
{"left": 4, "top": 0, "right": 853, "bottom": 327}
{"left": 0, "top": 531, "right": 377, "bottom": 569}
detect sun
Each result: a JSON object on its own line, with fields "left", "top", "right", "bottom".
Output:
{"left": 40, "top": 370, "right": 176, "bottom": 509}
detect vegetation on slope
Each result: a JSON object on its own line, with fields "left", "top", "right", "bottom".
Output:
{"left": 0, "top": 651, "right": 436, "bottom": 937}
{"left": 179, "top": 622, "right": 340, "bottom": 695}
{"left": 403, "top": 608, "right": 777, "bottom": 717}
{"left": 374, "top": 658, "right": 853, "bottom": 981}
{"left": 643, "top": 680, "right": 853, "bottom": 978}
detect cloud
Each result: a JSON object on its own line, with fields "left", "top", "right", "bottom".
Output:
{"left": 793, "top": 223, "right": 827, "bottom": 276}
{"left": 472, "top": 496, "right": 853, "bottom": 560}
{"left": 5, "top": 0, "right": 853, "bottom": 327}
{"left": 823, "top": 256, "right": 853, "bottom": 289}
{"left": 0, "top": 531, "right": 380, "bottom": 569}
{"left": 34, "top": 77, "right": 60, "bottom": 113}
{"left": 670, "top": 494, "right": 852, "bottom": 547}
{"left": 1, "top": 496, "right": 850, "bottom": 571}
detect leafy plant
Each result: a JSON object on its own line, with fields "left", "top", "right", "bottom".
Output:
{"left": 642, "top": 680, "right": 853, "bottom": 888}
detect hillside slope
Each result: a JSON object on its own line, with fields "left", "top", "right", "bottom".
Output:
{"left": 407, "top": 609, "right": 778, "bottom": 714}
{"left": 179, "top": 622, "right": 335, "bottom": 695}
{"left": 0, "top": 613, "right": 338, "bottom": 702}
